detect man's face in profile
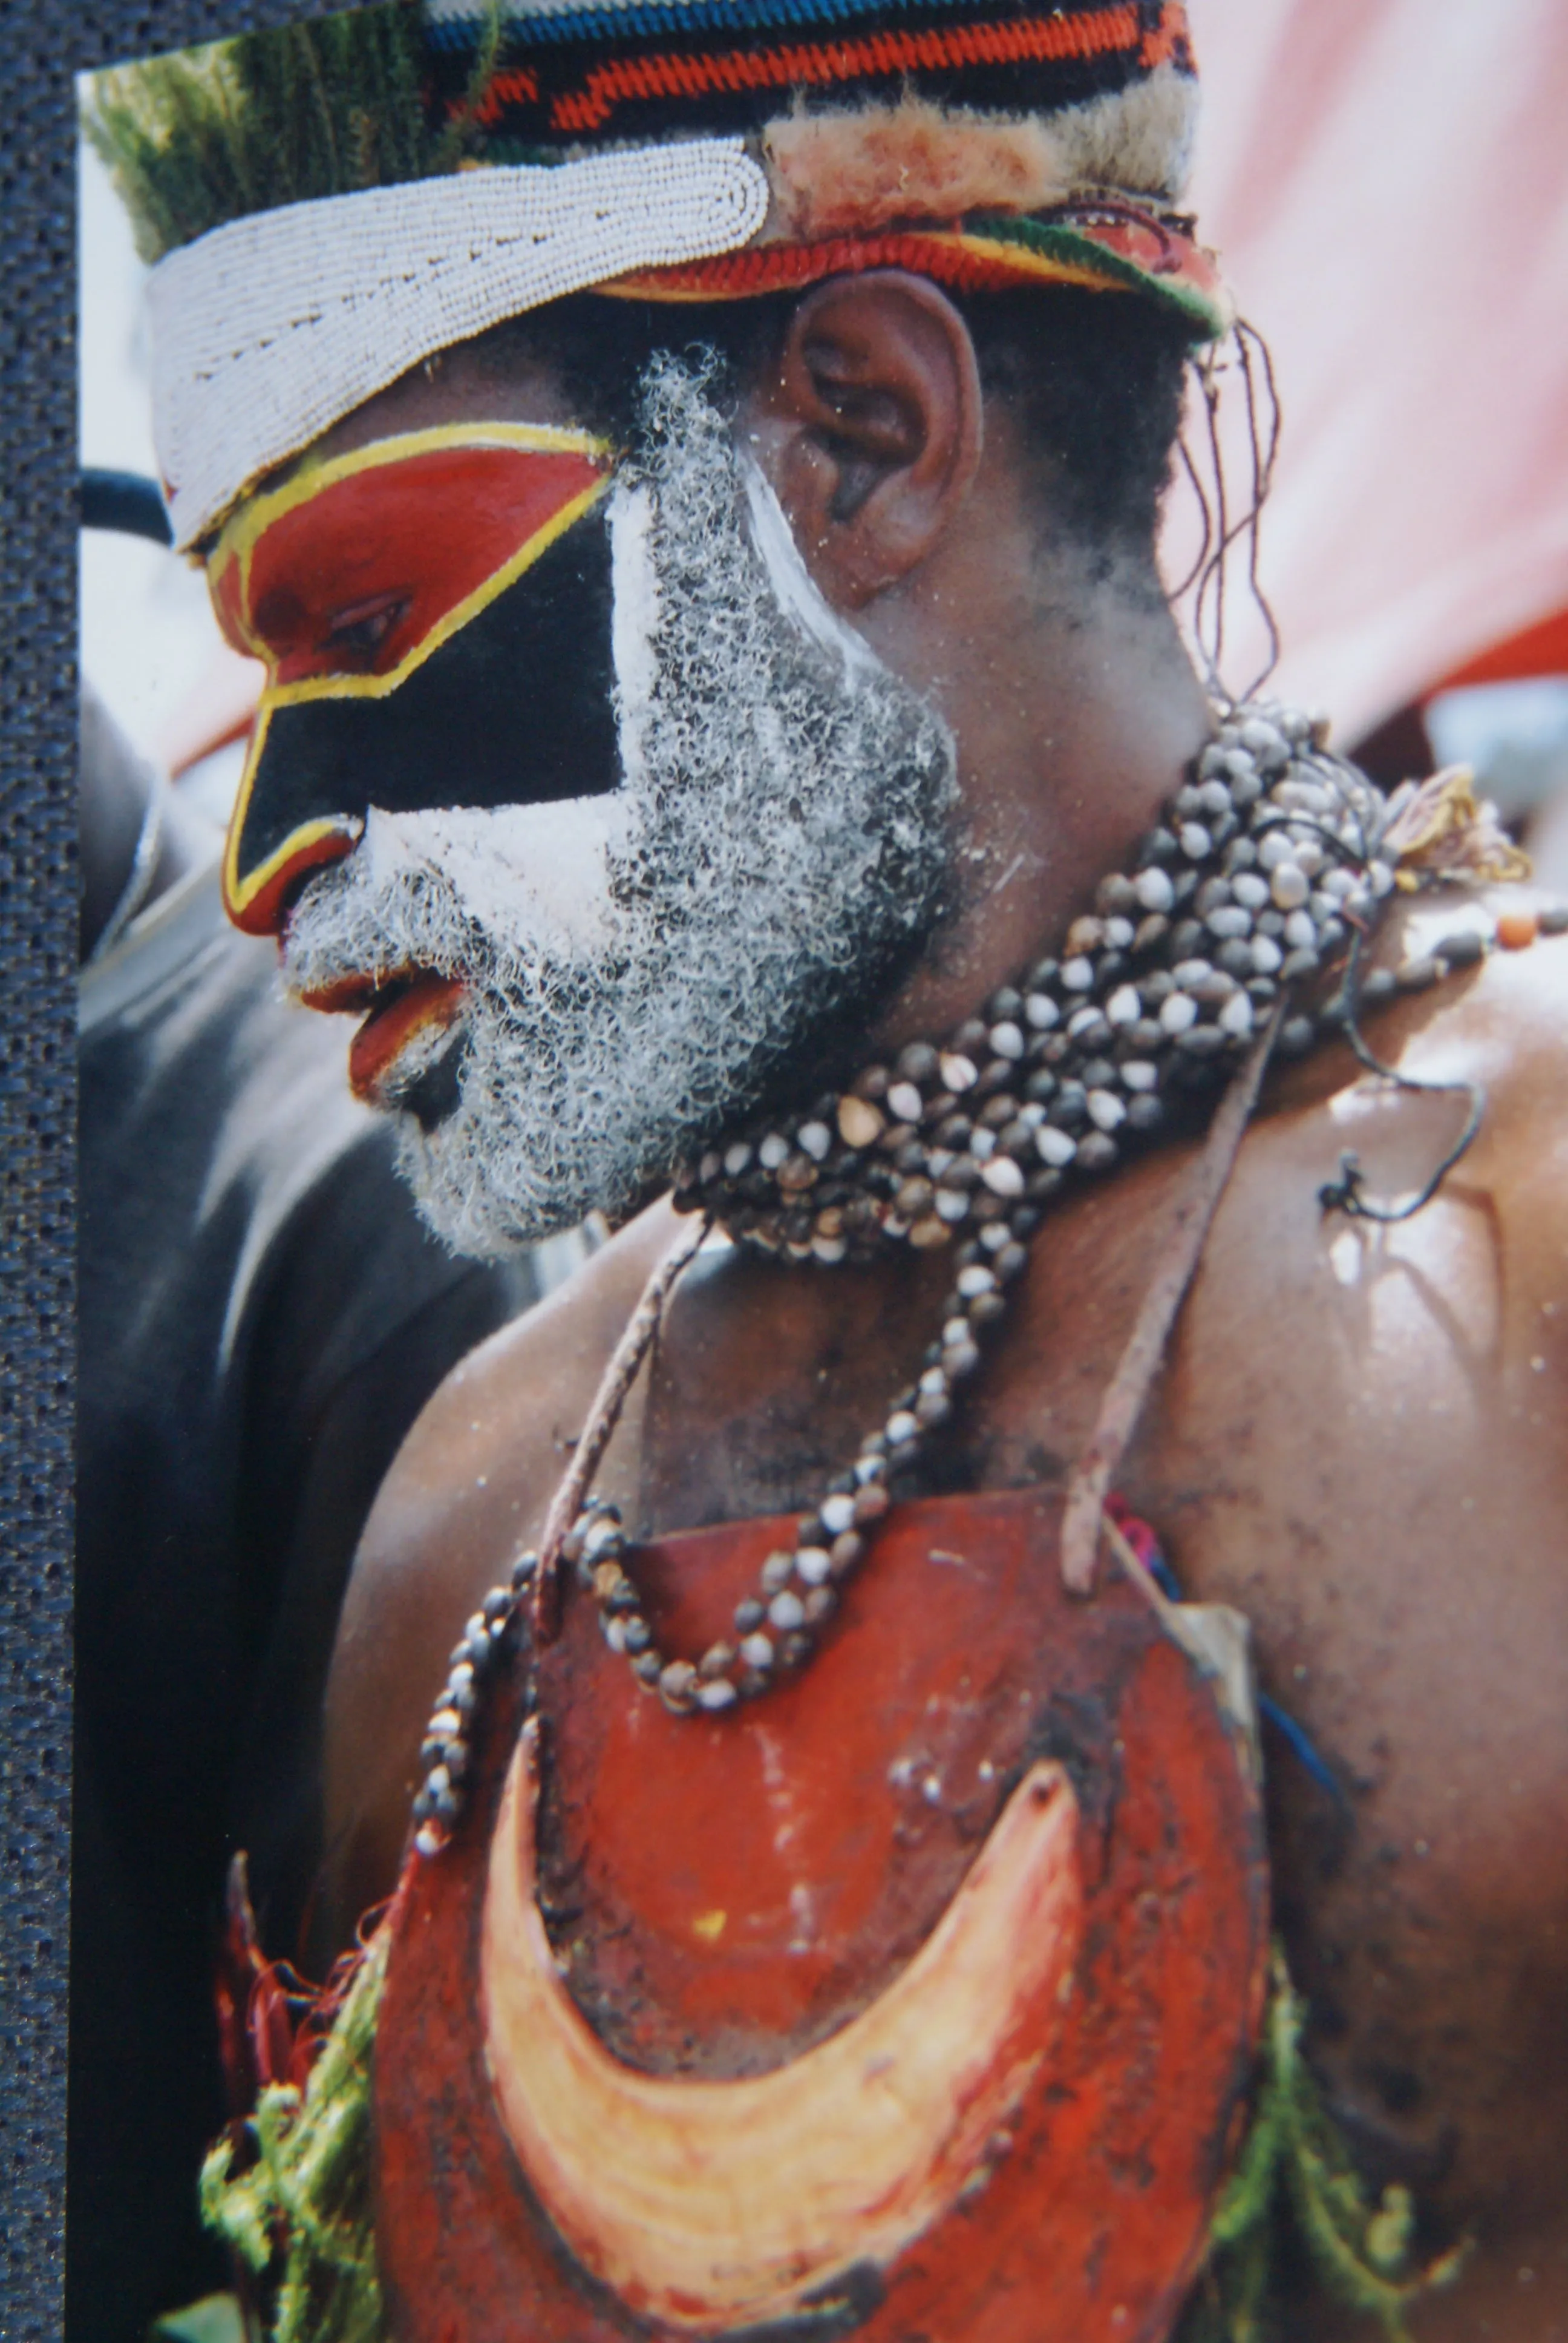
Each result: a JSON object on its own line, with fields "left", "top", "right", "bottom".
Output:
{"left": 214, "top": 341, "right": 957, "bottom": 1257}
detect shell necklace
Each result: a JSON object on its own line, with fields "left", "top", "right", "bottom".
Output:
{"left": 408, "top": 702, "right": 1538, "bottom": 1855}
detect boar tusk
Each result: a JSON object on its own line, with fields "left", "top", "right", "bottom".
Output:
{"left": 480, "top": 1719, "right": 1083, "bottom": 2333}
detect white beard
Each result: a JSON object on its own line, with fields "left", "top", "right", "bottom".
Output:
{"left": 281, "top": 355, "right": 957, "bottom": 1259}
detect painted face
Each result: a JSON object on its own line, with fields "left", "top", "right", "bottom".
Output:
{"left": 237, "top": 357, "right": 956, "bottom": 1258}
{"left": 209, "top": 424, "right": 619, "bottom": 935}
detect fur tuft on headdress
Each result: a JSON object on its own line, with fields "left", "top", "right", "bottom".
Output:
{"left": 763, "top": 70, "right": 1199, "bottom": 243}
{"left": 765, "top": 102, "right": 1070, "bottom": 243}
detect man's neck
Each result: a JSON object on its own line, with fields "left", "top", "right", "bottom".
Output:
{"left": 866, "top": 572, "right": 1213, "bottom": 1054}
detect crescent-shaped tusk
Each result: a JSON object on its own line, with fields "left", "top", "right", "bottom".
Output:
{"left": 480, "top": 1720, "right": 1084, "bottom": 2335}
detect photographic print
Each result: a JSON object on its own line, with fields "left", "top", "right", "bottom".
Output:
{"left": 68, "top": 4, "right": 1568, "bottom": 2340}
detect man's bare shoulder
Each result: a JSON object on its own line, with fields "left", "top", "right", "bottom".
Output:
{"left": 1354, "top": 887, "right": 1567, "bottom": 1228}
{"left": 1265, "top": 885, "right": 1568, "bottom": 1161}
{"left": 1212, "top": 886, "right": 1568, "bottom": 1401}
{"left": 355, "top": 1198, "right": 680, "bottom": 1573}
{"left": 1387, "top": 883, "right": 1568, "bottom": 1060}
{"left": 319, "top": 1200, "right": 678, "bottom": 1932}
{"left": 987, "top": 886, "right": 1568, "bottom": 1518}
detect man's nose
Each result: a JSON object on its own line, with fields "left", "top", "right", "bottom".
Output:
{"left": 221, "top": 703, "right": 369, "bottom": 936}
{"left": 223, "top": 805, "right": 361, "bottom": 937}
{"left": 220, "top": 684, "right": 389, "bottom": 937}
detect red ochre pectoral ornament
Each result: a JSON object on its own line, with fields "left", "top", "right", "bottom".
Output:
{"left": 373, "top": 1489, "right": 1269, "bottom": 2343}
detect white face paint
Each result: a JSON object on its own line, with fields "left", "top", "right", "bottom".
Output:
{"left": 360, "top": 796, "right": 633, "bottom": 955}
{"left": 607, "top": 477, "right": 660, "bottom": 794}
{"left": 739, "top": 460, "right": 883, "bottom": 685}
{"left": 281, "top": 355, "right": 956, "bottom": 1259}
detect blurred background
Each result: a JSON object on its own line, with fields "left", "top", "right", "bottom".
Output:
{"left": 1183, "top": 0, "right": 1568, "bottom": 876}
{"left": 79, "top": 134, "right": 259, "bottom": 848}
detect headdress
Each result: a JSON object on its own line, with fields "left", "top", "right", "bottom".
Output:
{"left": 86, "top": 0, "right": 1227, "bottom": 551}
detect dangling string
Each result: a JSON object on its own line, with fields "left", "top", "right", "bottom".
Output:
{"left": 1166, "top": 429, "right": 1214, "bottom": 605}
{"left": 1316, "top": 922, "right": 1486, "bottom": 1224}
{"left": 1174, "top": 319, "right": 1283, "bottom": 713}
{"left": 532, "top": 1209, "right": 714, "bottom": 1639}
{"left": 1194, "top": 342, "right": 1232, "bottom": 696}
{"left": 1165, "top": 346, "right": 1487, "bottom": 1227}
{"left": 1233, "top": 320, "right": 1282, "bottom": 701}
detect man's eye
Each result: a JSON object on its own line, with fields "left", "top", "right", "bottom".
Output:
{"left": 321, "top": 595, "right": 408, "bottom": 663}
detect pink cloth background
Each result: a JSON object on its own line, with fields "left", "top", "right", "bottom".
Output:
{"left": 1174, "top": 0, "right": 1568, "bottom": 737}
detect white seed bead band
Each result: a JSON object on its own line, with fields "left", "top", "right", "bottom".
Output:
{"left": 150, "top": 139, "right": 771, "bottom": 548}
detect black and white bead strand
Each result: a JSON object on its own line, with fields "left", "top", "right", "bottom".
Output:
{"left": 675, "top": 700, "right": 1389, "bottom": 1259}
{"left": 561, "top": 1168, "right": 1032, "bottom": 1719}
{"left": 406, "top": 730, "right": 1568, "bottom": 1838}
{"left": 408, "top": 700, "right": 1399, "bottom": 1822}
{"left": 411, "top": 1550, "right": 538, "bottom": 1857}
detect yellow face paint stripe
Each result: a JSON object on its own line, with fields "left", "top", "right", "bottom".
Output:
{"left": 223, "top": 694, "right": 273, "bottom": 922}
{"left": 211, "top": 421, "right": 615, "bottom": 577}
{"left": 254, "top": 474, "right": 611, "bottom": 710}
{"left": 221, "top": 699, "right": 370, "bottom": 926}
{"left": 218, "top": 428, "right": 616, "bottom": 922}
{"left": 223, "top": 775, "right": 364, "bottom": 926}
{"left": 207, "top": 421, "right": 615, "bottom": 675}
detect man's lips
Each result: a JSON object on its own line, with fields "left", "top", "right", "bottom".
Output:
{"left": 298, "top": 967, "right": 466, "bottom": 1104}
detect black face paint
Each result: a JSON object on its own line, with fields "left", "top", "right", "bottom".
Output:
{"left": 238, "top": 510, "right": 618, "bottom": 882}
{"left": 210, "top": 424, "right": 620, "bottom": 935}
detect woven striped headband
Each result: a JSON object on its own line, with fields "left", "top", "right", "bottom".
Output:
{"left": 148, "top": 0, "right": 1227, "bottom": 550}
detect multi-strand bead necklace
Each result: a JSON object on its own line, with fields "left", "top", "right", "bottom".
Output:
{"left": 408, "top": 701, "right": 1552, "bottom": 1856}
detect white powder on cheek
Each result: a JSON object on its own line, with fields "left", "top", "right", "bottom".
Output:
{"left": 609, "top": 479, "right": 659, "bottom": 791}
{"left": 740, "top": 460, "right": 881, "bottom": 685}
{"left": 363, "top": 799, "right": 630, "bottom": 954}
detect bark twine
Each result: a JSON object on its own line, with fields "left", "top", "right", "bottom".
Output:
{"left": 532, "top": 1211, "right": 713, "bottom": 1639}
{"left": 1061, "top": 1011, "right": 1282, "bottom": 1595}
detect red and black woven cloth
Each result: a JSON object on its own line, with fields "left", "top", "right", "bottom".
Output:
{"left": 426, "top": 0, "right": 1195, "bottom": 157}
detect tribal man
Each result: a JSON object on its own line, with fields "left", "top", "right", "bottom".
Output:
{"left": 89, "top": 3, "right": 1568, "bottom": 2338}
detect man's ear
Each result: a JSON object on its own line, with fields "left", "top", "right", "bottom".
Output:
{"left": 743, "top": 271, "right": 983, "bottom": 609}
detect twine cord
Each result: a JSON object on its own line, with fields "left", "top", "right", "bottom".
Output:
{"left": 1061, "top": 1009, "right": 1282, "bottom": 1594}
{"left": 532, "top": 1209, "right": 714, "bottom": 1640}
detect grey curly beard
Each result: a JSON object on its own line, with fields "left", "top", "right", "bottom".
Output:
{"left": 281, "top": 353, "right": 957, "bottom": 1259}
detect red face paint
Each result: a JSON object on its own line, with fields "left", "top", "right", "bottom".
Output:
{"left": 209, "top": 425, "right": 616, "bottom": 934}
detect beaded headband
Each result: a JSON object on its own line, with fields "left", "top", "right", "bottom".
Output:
{"left": 139, "top": 0, "right": 1226, "bottom": 549}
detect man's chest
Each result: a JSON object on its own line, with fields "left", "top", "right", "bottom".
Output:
{"left": 625, "top": 1103, "right": 1568, "bottom": 2266}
